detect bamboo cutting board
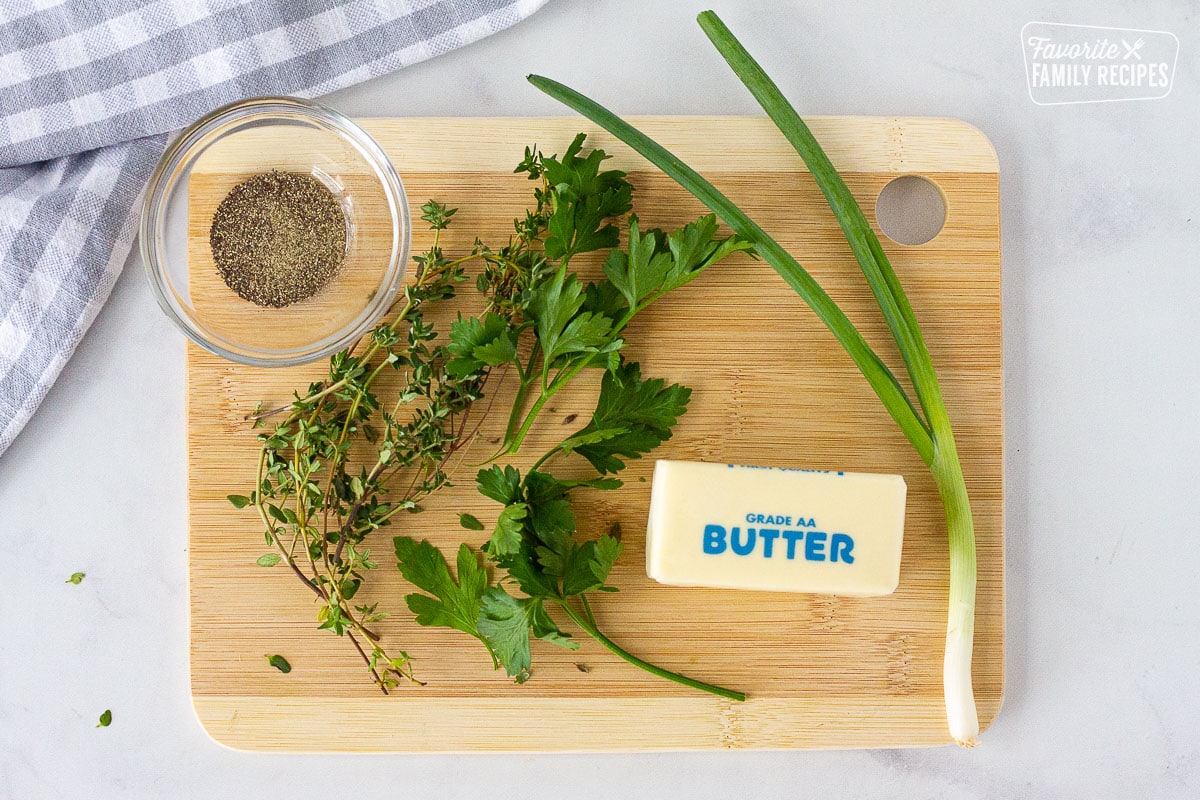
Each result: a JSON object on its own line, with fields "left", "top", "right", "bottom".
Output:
{"left": 187, "top": 116, "right": 1003, "bottom": 751}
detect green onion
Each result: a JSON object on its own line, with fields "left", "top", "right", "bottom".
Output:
{"left": 528, "top": 9, "right": 981, "bottom": 746}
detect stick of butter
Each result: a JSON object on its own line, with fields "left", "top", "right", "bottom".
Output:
{"left": 645, "top": 460, "right": 907, "bottom": 596}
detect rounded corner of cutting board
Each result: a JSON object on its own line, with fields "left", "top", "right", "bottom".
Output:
{"left": 932, "top": 117, "right": 1000, "bottom": 172}
{"left": 976, "top": 674, "right": 1007, "bottom": 736}
{"left": 190, "top": 695, "right": 256, "bottom": 753}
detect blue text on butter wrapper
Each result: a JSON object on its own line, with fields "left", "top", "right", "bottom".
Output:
{"left": 702, "top": 525, "right": 854, "bottom": 563}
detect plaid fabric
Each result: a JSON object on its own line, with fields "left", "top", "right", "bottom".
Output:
{"left": 0, "top": 0, "right": 545, "bottom": 457}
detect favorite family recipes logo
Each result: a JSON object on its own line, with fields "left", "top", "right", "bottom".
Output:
{"left": 1021, "top": 22, "right": 1179, "bottom": 105}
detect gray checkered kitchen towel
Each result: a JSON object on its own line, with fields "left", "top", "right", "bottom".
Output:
{"left": 0, "top": 0, "right": 546, "bottom": 458}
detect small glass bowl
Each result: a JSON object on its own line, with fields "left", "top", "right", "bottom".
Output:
{"left": 140, "top": 96, "right": 410, "bottom": 367}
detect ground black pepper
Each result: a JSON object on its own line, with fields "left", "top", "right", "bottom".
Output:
{"left": 209, "top": 170, "right": 347, "bottom": 308}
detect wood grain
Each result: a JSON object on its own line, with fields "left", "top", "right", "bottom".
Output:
{"left": 187, "top": 116, "right": 1003, "bottom": 751}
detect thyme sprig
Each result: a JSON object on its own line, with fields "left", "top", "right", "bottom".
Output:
{"left": 231, "top": 201, "right": 495, "bottom": 692}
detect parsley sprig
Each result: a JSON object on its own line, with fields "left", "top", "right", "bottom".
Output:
{"left": 396, "top": 138, "right": 750, "bottom": 700}
{"left": 233, "top": 202, "right": 495, "bottom": 692}
{"left": 470, "top": 135, "right": 750, "bottom": 458}
{"left": 397, "top": 363, "right": 744, "bottom": 699}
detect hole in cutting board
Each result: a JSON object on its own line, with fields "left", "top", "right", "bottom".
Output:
{"left": 874, "top": 175, "right": 946, "bottom": 245}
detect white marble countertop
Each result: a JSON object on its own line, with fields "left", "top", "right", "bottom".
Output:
{"left": 2, "top": 1, "right": 1197, "bottom": 797}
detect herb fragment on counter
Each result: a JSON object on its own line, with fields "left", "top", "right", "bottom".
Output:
{"left": 529, "top": 8, "right": 982, "bottom": 745}
{"left": 210, "top": 170, "right": 347, "bottom": 308}
{"left": 96, "top": 710, "right": 112, "bottom": 728}
{"left": 66, "top": 572, "right": 85, "bottom": 584}
{"left": 266, "top": 655, "right": 292, "bottom": 673}
{"left": 395, "top": 137, "right": 750, "bottom": 700}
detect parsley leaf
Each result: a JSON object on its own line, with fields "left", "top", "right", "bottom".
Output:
{"left": 562, "top": 534, "right": 623, "bottom": 595}
{"left": 603, "top": 216, "right": 673, "bottom": 309}
{"left": 486, "top": 502, "right": 528, "bottom": 558}
{"left": 663, "top": 213, "right": 755, "bottom": 290}
{"left": 558, "top": 426, "right": 629, "bottom": 457}
{"left": 556, "top": 313, "right": 619, "bottom": 365}
{"left": 477, "top": 588, "right": 578, "bottom": 681}
{"left": 458, "top": 513, "right": 484, "bottom": 531}
{"left": 571, "top": 361, "right": 692, "bottom": 474}
{"left": 394, "top": 538, "right": 491, "bottom": 648}
{"left": 665, "top": 212, "right": 721, "bottom": 272}
{"left": 66, "top": 572, "right": 85, "bottom": 584}
{"left": 582, "top": 279, "right": 627, "bottom": 320}
{"left": 523, "top": 470, "right": 577, "bottom": 552}
{"left": 603, "top": 214, "right": 755, "bottom": 312}
{"left": 525, "top": 270, "right": 620, "bottom": 377}
{"left": 96, "top": 710, "right": 112, "bottom": 728}
{"left": 477, "top": 465, "right": 522, "bottom": 504}
{"left": 503, "top": 546, "right": 558, "bottom": 598}
{"left": 476, "top": 588, "right": 532, "bottom": 681}
{"left": 526, "top": 597, "right": 577, "bottom": 650}
{"left": 473, "top": 333, "right": 519, "bottom": 367}
{"left": 447, "top": 312, "right": 518, "bottom": 377}
{"left": 541, "top": 133, "right": 633, "bottom": 261}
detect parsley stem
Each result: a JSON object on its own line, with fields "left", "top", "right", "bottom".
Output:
{"left": 556, "top": 599, "right": 745, "bottom": 702}
{"left": 504, "top": 375, "right": 535, "bottom": 447}
{"left": 528, "top": 445, "right": 558, "bottom": 474}
{"left": 507, "top": 355, "right": 588, "bottom": 453}
{"left": 506, "top": 381, "right": 557, "bottom": 453}
{"left": 579, "top": 593, "right": 598, "bottom": 626}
